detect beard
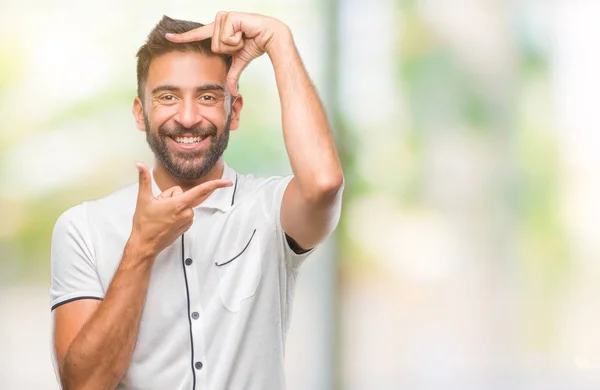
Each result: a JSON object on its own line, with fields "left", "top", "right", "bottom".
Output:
{"left": 144, "top": 113, "right": 231, "bottom": 180}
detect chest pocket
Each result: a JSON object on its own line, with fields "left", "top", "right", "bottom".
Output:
{"left": 215, "top": 228, "right": 262, "bottom": 312}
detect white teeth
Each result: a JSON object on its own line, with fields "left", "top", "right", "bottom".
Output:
{"left": 175, "top": 136, "right": 203, "bottom": 144}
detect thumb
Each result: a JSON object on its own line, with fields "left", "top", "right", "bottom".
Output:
{"left": 173, "top": 186, "right": 184, "bottom": 196}
{"left": 136, "top": 162, "right": 152, "bottom": 201}
{"left": 226, "top": 56, "right": 249, "bottom": 97}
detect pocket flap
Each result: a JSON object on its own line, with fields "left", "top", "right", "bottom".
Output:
{"left": 215, "top": 229, "right": 257, "bottom": 267}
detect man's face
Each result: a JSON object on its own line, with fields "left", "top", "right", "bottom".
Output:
{"left": 137, "top": 51, "right": 237, "bottom": 180}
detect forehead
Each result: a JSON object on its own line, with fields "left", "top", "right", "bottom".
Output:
{"left": 146, "top": 51, "right": 227, "bottom": 91}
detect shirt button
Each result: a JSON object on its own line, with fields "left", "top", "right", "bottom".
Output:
{"left": 185, "top": 257, "right": 193, "bottom": 266}
{"left": 191, "top": 312, "right": 199, "bottom": 320}
{"left": 195, "top": 361, "right": 203, "bottom": 370}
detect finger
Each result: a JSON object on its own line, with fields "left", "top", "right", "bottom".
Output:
{"left": 219, "top": 34, "right": 244, "bottom": 55}
{"left": 173, "top": 186, "right": 184, "bottom": 196}
{"left": 181, "top": 179, "right": 233, "bottom": 208}
{"left": 165, "top": 23, "right": 214, "bottom": 43}
{"left": 222, "top": 13, "right": 241, "bottom": 40}
{"left": 181, "top": 220, "right": 194, "bottom": 235}
{"left": 158, "top": 185, "right": 184, "bottom": 200}
{"left": 226, "top": 57, "right": 249, "bottom": 97}
{"left": 136, "top": 162, "right": 152, "bottom": 201}
{"left": 157, "top": 187, "right": 174, "bottom": 200}
{"left": 212, "top": 12, "right": 225, "bottom": 53}
{"left": 220, "top": 14, "right": 244, "bottom": 49}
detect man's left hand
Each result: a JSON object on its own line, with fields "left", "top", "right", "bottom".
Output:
{"left": 165, "top": 12, "right": 290, "bottom": 96}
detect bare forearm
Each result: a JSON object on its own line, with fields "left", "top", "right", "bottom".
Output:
{"left": 60, "top": 236, "right": 155, "bottom": 390}
{"left": 268, "top": 30, "right": 343, "bottom": 198}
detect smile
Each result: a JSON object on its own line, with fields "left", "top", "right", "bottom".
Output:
{"left": 173, "top": 136, "right": 205, "bottom": 144}
{"left": 168, "top": 135, "right": 210, "bottom": 151}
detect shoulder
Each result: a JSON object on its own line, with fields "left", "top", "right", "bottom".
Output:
{"left": 227, "top": 168, "right": 293, "bottom": 225}
{"left": 54, "top": 181, "right": 138, "bottom": 233}
{"left": 84, "top": 181, "right": 138, "bottom": 220}
{"left": 53, "top": 202, "right": 87, "bottom": 235}
{"left": 233, "top": 170, "right": 292, "bottom": 205}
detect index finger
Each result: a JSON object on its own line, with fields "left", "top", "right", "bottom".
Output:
{"left": 180, "top": 179, "right": 233, "bottom": 207}
{"left": 165, "top": 22, "right": 214, "bottom": 43}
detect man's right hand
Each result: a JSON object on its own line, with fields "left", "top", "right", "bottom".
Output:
{"left": 131, "top": 162, "right": 232, "bottom": 258}
{"left": 54, "top": 162, "right": 231, "bottom": 389}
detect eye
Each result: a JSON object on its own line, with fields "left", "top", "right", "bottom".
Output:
{"left": 199, "top": 95, "right": 216, "bottom": 102}
{"left": 160, "top": 94, "right": 176, "bottom": 102}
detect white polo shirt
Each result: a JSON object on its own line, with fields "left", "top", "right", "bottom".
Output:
{"left": 50, "top": 163, "right": 316, "bottom": 390}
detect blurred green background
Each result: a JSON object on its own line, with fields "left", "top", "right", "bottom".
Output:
{"left": 2, "top": 0, "right": 600, "bottom": 389}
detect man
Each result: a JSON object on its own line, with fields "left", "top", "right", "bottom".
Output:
{"left": 50, "top": 11, "right": 343, "bottom": 390}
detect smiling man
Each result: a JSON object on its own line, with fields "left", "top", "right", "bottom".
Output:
{"left": 50, "top": 12, "right": 343, "bottom": 390}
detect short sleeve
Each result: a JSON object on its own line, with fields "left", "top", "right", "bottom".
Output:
{"left": 50, "top": 203, "right": 104, "bottom": 311}
{"left": 271, "top": 176, "right": 316, "bottom": 269}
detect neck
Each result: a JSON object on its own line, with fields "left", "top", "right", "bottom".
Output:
{"left": 152, "top": 158, "right": 225, "bottom": 194}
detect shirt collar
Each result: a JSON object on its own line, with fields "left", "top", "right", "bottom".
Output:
{"left": 149, "top": 162, "right": 238, "bottom": 212}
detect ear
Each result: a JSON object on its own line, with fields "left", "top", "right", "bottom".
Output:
{"left": 228, "top": 94, "right": 244, "bottom": 131}
{"left": 132, "top": 97, "right": 146, "bottom": 132}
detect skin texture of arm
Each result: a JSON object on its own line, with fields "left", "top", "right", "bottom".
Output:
{"left": 267, "top": 29, "right": 344, "bottom": 250}
{"left": 54, "top": 237, "right": 156, "bottom": 390}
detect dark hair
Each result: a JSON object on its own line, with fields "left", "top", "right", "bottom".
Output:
{"left": 136, "top": 15, "right": 232, "bottom": 98}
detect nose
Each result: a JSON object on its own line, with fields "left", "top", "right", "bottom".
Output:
{"left": 175, "top": 97, "right": 202, "bottom": 129}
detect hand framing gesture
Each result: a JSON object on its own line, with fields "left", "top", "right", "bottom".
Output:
{"left": 165, "top": 12, "right": 290, "bottom": 96}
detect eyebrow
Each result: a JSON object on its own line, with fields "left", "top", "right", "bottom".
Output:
{"left": 151, "top": 84, "right": 226, "bottom": 95}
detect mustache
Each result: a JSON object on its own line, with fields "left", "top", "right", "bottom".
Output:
{"left": 159, "top": 123, "right": 217, "bottom": 138}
